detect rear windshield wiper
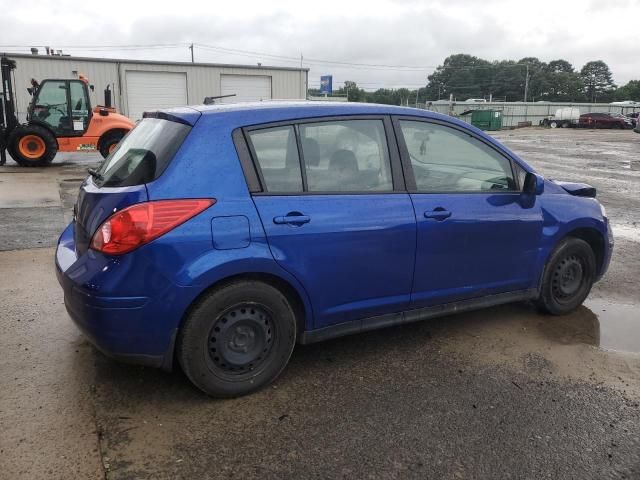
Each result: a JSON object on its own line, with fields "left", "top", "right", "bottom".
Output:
{"left": 87, "top": 168, "right": 104, "bottom": 181}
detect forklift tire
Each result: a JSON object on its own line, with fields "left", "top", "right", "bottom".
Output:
{"left": 7, "top": 125, "right": 58, "bottom": 167}
{"left": 99, "top": 131, "right": 125, "bottom": 159}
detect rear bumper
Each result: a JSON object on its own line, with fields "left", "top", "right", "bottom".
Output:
{"left": 55, "top": 222, "right": 193, "bottom": 369}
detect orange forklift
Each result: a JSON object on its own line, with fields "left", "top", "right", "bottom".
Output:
{"left": 1, "top": 55, "right": 134, "bottom": 166}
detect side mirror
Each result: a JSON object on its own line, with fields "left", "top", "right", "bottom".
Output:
{"left": 523, "top": 172, "right": 544, "bottom": 195}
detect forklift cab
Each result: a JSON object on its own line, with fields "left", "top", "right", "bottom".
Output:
{"left": 29, "top": 79, "right": 92, "bottom": 136}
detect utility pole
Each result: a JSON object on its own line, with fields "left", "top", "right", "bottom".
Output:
{"left": 523, "top": 64, "right": 529, "bottom": 102}
{"left": 189, "top": 43, "right": 194, "bottom": 63}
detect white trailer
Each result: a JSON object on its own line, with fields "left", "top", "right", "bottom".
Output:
{"left": 540, "top": 107, "right": 581, "bottom": 128}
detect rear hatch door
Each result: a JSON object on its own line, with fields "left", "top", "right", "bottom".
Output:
{"left": 74, "top": 115, "right": 193, "bottom": 255}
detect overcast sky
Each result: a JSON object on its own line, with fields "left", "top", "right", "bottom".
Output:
{"left": 1, "top": 0, "right": 638, "bottom": 90}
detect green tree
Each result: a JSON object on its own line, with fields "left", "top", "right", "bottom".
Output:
{"left": 614, "top": 80, "right": 640, "bottom": 101}
{"left": 580, "top": 60, "right": 616, "bottom": 102}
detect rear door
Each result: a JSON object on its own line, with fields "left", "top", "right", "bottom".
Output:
{"left": 245, "top": 117, "right": 416, "bottom": 328}
{"left": 394, "top": 117, "right": 543, "bottom": 309}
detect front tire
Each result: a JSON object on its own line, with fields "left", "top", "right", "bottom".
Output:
{"left": 536, "top": 238, "right": 596, "bottom": 315}
{"left": 178, "top": 281, "right": 297, "bottom": 398}
{"left": 550, "top": 121, "right": 558, "bottom": 128}
{"left": 7, "top": 125, "right": 58, "bottom": 167}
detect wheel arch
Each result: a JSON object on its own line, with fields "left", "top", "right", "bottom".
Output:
{"left": 564, "top": 227, "right": 606, "bottom": 276}
{"left": 181, "top": 271, "right": 309, "bottom": 338}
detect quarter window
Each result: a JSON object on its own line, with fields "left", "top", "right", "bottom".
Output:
{"left": 399, "top": 121, "right": 516, "bottom": 193}
{"left": 299, "top": 120, "right": 393, "bottom": 192}
{"left": 248, "top": 126, "right": 303, "bottom": 193}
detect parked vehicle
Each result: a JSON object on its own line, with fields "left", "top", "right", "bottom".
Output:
{"left": 56, "top": 102, "right": 613, "bottom": 397}
{"left": 540, "top": 107, "right": 580, "bottom": 128}
{"left": 608, "top": 113, "right": 634, "bottom": 128}
{"left": 0, "top": 55, "right": 133, "bottom": 166}
{"left": 578, "top": 112, "right": 630, "bottom": 129}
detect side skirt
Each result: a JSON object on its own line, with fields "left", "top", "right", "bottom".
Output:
{"left": 299, "top": 289, "right": 538, "bottom": 344}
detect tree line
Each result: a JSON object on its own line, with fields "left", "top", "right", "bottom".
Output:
{"left": 308, "top": 54, "right": 640, "bottom": 104}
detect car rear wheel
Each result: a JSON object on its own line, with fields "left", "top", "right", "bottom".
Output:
{"left": 178, "top": 280, "right": 297, "bottom": 397}
{"left": 536, "top": 238, "right": 596, "bottom": 315}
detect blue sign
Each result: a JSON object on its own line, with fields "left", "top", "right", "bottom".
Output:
{"left": 320, "top": 75, "right": 333, "bottom": 95}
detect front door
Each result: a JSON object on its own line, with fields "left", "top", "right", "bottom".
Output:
{"left": 394, "top": 118, "right": 543, "bottom": 309}
{"left": 246, "top": 118, "right": 416, "bottom": 328}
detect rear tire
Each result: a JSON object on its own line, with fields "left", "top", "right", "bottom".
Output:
{"left": 7, "top": 125, "right": 58, "bottom": 167}
{"left": 536, "top": 238, "right": 596, "bottom": 315}
{"left": 178, "top": 281, "right": 297, "bottom": 398}
{"left": 98, "top": 131, "right": 125, "bottom": 158}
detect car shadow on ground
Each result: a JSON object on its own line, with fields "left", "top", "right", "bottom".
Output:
{"left": 87, "top": 301, "right": 604, "bottom": 404}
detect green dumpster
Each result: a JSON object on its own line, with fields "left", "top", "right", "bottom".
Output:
{"left": 470, "top": 110, "right": 502, "bottom": 131}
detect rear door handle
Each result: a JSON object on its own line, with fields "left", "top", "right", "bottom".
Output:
{"left": 273, "top": 214, "right": 310, "bottom": 226}
{"left": 424, "top": 208, "right": 451, "bottom": 221}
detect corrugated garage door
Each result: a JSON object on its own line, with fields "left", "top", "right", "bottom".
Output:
{"left": 126, "top": 71, "right": 188, "bottom": 121}
{"left": 220, "top": 75, "right": 272, "bottom": 103}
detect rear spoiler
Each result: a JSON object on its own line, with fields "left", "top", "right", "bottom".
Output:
{"left": 143, "top": 108, "right": 201, "bottom": 126}
{"left": 553, "top": 180, "right": 596, "bottom": 198}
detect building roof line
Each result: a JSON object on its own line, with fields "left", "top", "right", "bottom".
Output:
{"left": 1, "top": 52, "right": 310, "bottom": 72}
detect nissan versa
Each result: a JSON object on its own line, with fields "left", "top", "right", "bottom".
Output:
{"left": 55, "top": 102, "right": 613, "bottom": 397}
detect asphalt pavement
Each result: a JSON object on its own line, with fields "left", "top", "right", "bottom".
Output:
{"left": 1, "top": 130, "right": 639, "bottom": 479}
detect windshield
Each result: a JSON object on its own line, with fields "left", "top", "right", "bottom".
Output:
{"left": 95, "top": 118, "right": 191, "bottom": 187}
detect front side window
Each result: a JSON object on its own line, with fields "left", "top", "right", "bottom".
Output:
{"left": 399, "top": 121, "right": 516, "bottom": 193}
{"left": 247, "top": 126, "right": 303, "bottom": 193}
{"left": 299, "top": 120, "right": 393, "bottom": 192}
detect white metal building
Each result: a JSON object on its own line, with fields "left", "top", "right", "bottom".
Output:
{"left": 4, "top": 53, "right": 309, "bottom": 121}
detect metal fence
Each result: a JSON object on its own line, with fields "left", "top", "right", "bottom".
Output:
{"left": 421, "top": 101, "right": 640, "bottom": 128}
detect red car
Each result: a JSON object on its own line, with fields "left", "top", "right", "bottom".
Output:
{"left": 578, "top": 112, "right": 629, "bottom": 129}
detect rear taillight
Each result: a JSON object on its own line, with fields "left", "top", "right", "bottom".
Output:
{"left": 90, "top": 199, "right": 215, "bottom": 255}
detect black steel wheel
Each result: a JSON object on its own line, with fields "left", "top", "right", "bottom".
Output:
{"left": 206, "top": 303, "right": 275, "bottom": 378}
{"left": 178, "top": 280, "right": 297, "bottom": 397}
{"left": 536, "top": 238, "right": 596, "bottom": 315}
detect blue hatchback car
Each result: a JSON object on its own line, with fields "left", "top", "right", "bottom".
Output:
{"left": 56, "top": 102, "right": 613, "bottom": 397}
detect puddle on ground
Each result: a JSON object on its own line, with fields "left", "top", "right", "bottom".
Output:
{"left": 536, "top": 299, "right": 640, "bottom": 354}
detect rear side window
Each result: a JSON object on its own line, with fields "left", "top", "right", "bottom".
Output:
{"left": 247, "top": 126, "right": 303, "bottom": 192}
{"left": 95, "top": 118, "right": 190, "bottom": 187}
{"left": 299, "top": 120, "right": 393, "bottom": 192}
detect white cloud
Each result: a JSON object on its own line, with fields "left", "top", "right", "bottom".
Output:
{"left": 0, "top": 0, "right": 637, "bottom": 89}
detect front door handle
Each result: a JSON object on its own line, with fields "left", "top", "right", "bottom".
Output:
{"left": 273, "top": 214, "right": 310, "bottom": 226}
{"left": 424, "top": 208, "right": 451, "bottom": 221}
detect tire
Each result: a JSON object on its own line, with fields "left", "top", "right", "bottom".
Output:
{"left": 98, "top": 131, "right": 125, "bottom": 158}
{"left": 7, "top": 125, "right": 58, "bottom": 167}
{"left": 561, "top": 121, "right": 569, "bottom": 128}
{"left": 550, "top": 121, "right": 558, "bottom": 128}
{"left": 536, "top": 238, "right": 596, "bottom": 315}
{"left": 177, "top": 280, "right": 297, "bottom": 398}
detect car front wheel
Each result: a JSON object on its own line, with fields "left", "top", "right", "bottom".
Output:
{"left": 178, "top": 280, "right": 297, "bottom": 397}
{"left": 536, "top": 238, "right": 596, "bottom": 315}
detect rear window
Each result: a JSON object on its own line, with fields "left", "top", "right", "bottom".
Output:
{"left": 95, "top": 118, "right": 191, "bottom": 187}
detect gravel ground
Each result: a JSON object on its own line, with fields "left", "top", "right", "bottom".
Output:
{"left": 0, "top": 128, "right": 639, "bottom": 480}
